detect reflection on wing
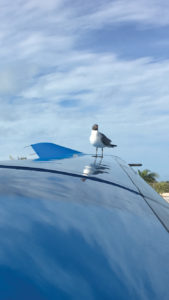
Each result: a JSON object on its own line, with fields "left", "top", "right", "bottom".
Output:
{"left": 82, "top": 157, "right": 109, "bottom": 177}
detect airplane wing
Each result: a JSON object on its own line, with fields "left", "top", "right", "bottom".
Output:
{"left": 0, "top": 152, "right": 169, "bottom": 299}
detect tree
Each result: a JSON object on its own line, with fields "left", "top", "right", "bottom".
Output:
{"left": 153, "top": 182, "right": 169, "bottom": 194}
{"left": 138, "top": 169, "right": 159, "bottom": 184}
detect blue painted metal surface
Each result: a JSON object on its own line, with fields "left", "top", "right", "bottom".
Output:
{"left": 0, "top": 155, "right": 169, "bottom": 299}
{"left": 31, "top": 142, "right": 83, "bottom": 160}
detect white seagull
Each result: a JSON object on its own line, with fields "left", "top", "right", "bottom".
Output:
{"left": 90, "top": 124, "right": 117, "bottom": 157}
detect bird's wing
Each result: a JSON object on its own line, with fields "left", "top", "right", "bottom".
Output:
{"left": 100, "top": 132, "right": 112, "bottom": 145}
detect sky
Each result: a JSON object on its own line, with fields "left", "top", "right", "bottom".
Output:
{"left": 0, "top": 0, "right": 169, "bottom": 180}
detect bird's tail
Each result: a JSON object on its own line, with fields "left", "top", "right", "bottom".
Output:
{"left": 110, "top": 144, "right": 117, "bottom": 148}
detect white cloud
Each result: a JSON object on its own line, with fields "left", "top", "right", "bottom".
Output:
{"left": 64, "top": 0, "right": 169, "bottom": 30}
{"left": 0, "top": 64, "right": 38, "bottom": 95}
{"left": 0, "top": 0, "right": 168, "bottom": 179}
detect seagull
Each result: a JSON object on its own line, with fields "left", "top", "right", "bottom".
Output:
{"left": 89, "top": 124, "right": 117, "bottom": 157}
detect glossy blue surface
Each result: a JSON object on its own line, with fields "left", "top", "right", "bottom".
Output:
{"left": 115, "top": 157, "right": 169, "bottom": 231}
{"left": 0, "top": 155, "right": 169, "bottom": 299}
{"left": 31, "top": 143, "right": 83, "bottom": 160}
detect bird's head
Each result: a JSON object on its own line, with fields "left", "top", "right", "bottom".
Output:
{"left": 92, "top": 124, "right": 98, "bottom": 131}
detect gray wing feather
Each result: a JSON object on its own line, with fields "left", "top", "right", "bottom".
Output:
{"left": 100, "top": 133, "right": 112, "bottom": 146}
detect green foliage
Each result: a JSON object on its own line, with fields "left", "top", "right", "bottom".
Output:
{"left": 138, "top": 169, "right": 159, "bottom": 184}
{"left": 138, "top": 169, "right": 169, "bottom": 194}
{"left": 153, "top": 182, "right": 169, "bottom": 194}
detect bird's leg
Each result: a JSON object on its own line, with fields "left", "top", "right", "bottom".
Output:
{"left": 101, "top": 148, "right": 103, "bottom": 158}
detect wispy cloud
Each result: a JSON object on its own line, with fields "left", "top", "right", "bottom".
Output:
{"left": 76, "top": 0, "right": 169, "bottom": 29}
{"left": 0, "top": 0, "right": 169, "bottom": 179}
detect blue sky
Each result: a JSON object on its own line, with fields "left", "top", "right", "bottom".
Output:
{"left": 0, "top": 0, "right": 169, "bottom": 180}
